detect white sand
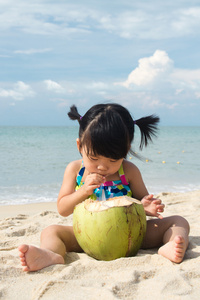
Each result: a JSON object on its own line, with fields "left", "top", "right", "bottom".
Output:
{"left": 0, "top": 191, "right": 200, "bottom": 300}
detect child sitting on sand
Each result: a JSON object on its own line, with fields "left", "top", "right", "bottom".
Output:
{"left": 19, "top": 103, "right": 190, "bottom": 271}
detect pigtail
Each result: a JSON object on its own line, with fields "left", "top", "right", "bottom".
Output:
{"left": 135, "top": 115, "right": 160, "bottom": 149}
{"left": 68, "top": 105, "right": 82, "bottom": 122}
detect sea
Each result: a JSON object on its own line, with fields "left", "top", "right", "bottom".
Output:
{"left": 0, "top": 126, "right": 200, "bottom": 206}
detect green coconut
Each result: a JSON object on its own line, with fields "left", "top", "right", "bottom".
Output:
{"left": 73, "top": 196, "right": 146, "bottom": 261}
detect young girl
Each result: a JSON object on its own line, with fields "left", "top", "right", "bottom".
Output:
{"left": 19, "top": 103, "right": 189, "bottom": 272}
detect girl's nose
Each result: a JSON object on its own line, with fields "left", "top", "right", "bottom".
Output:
{"left": 97, "top": 164, "right": 107, "bottom": 171}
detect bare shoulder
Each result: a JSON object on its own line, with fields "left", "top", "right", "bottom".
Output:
{"left": 64, "top": 159, "right": 82, "bottom": 177}
{"left": 122, "top": 159, "right": 141, "bottom": 177}
{"left": 59, "top": 159, "right": 82, "bottom": 193}
{"left": 67, "top": 159, "right": 82, "bottom": 170}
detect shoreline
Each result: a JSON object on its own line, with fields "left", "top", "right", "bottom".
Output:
{"left": 0, "top": 201, "right": 57, "bottom": 220}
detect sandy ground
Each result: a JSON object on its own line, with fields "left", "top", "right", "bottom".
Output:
{"left": 0, "top": 190, "right": 200, "bottom": 300}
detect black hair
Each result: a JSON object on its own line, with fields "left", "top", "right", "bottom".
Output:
{"left": 68, "top": 103, "right": 159, "bottom": 159}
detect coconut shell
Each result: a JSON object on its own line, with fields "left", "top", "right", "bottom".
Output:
{"left": 73, "top": 196, "right": 146, "bottom": 261}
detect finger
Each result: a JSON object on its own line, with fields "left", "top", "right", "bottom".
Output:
{"left": 152, "top": 199, "right": 162, "bottom": 204}
{"left": 157, "top": 206, "right": 164, "bottom": 210}
{"left": 156, "top": 203, "right": 165, "bottom": 208}
{"left": 157, "top": 213, "right": 163, "bottom": 219}
{"left": 156, "top": 207, "right": 164, "bottom": 213}
{"left": 87, "top": 175, "right": 105, "bottom": 185}
{"left": 145, "top": 194, "right": 154, "bottom": 200}
{"left": 90, "top": 172, "right": 105, "bottom": 179}
{"left": 95, "top": 176, "right": 106, "bottom": 184}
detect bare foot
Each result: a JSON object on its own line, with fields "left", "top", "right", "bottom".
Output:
{"left": 18, "top": 244, "right": 65, "bottom": 272}
{"left": 158, "top": 235, "right": 188, "bottom": 263}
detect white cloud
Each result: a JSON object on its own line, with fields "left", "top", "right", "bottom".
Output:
{"left": 0, "top": 54, "right": 10, "bottom": 58}
{"left": 99, "top": 12, "right": 146, "bottom": 39}
{"left": 14, "top": 48, "right": 52, "bottom": 55}
{"left": 44, "top": 80, "right": 65, "bottom": 93}
{"left": 111, "top": 49, "right": 200, "bottom": 113}
{"left": 116, "top": 50, "right": 173, "bottom": 88}
{"left": 115, "top": 50, "right": 200, "bottom": 97}
{"left": 0, "top": 81, "right": 35, "bottom": 100}
{"left": 172, "top": 7, "right": 200, "bottom": 35}
{"left": 99, "top": 7, "right": 200, "bottom": 40}
{"left": 195, "top": 92, "right": 200, "bottom": 99}
{"left": 0, "top": 1, "right": 200, "bottom": 40}
{"left": 0, "top": 1, "right": 92, "bottom": 36}
{"left": 86, "top": 81, "right": 108, "bottom": 90}
{"left": 175, "top": 89, "right": 184, "bottom": 95}
{"left": 170, "top": 69, "right": 200, "bottom": 89}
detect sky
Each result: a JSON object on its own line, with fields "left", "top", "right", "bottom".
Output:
{"left": 0, "top": 0, "right": 200, "bottom": 126}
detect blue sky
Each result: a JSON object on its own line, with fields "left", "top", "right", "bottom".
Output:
{"left": 0, "top": 0, "right": 200, "bottom": 126}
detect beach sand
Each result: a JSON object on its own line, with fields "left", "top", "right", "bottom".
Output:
{"left": 0, "top": 191, "right": 200, "bottom": 300}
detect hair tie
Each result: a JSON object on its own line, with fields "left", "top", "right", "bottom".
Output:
{"left": 134, "top": 120, "right": 137, "bottom": 125}
{"left": 80, "top": 116, "right": 82, "bottom": 120}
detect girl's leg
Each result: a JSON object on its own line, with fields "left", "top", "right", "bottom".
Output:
{"left": 142, "top": 215, "right": 190, "bottom": 263}
{"left": 18, "top": 225, "right": 82, "bottom": 272}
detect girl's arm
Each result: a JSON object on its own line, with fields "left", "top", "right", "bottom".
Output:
{"left": 124, "top": 160, "right": 148, "bottom": 200}
{"left": 57, "top": 160, "right": 104, "bottom": 217}
{"left": 57, "top": 160, "right": 85, "bottom": 216}
{"left": 124, "top": 160, "right": 164, "bottom": 218}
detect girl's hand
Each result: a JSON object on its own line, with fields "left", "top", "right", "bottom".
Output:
{"left": 82, "top": 173, "right": 105, "bottom": 196}
{"left": 141, "top": 194, "right": 165, "bottom": 219}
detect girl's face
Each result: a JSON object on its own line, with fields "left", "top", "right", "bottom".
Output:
{"left": 77, "top": 139, "right": 123, "bottom": 178}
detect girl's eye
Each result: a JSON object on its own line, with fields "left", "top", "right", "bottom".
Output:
{"left": 89, "top": 156, "right": 98, "bottom": 161}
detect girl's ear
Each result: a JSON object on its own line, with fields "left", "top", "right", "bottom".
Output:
{"left": 76, "top": 138, "right": 81, "bottom": 152}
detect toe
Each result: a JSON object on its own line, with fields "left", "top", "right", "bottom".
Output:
{"left": 23, "top": 266, "right": 30, "bottom": 272}
{"left": 174, "top": 235, "right": 184, "bottom": 244}
{"left": 18, "top": 244, "right": 29, "bottom": 254}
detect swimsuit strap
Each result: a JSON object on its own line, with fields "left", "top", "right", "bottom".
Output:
{"left": 118, "top": 164, "right": 129, "bottom": 185}
{"left": 76, "top": 161, "right": 85, "bottom": 186}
